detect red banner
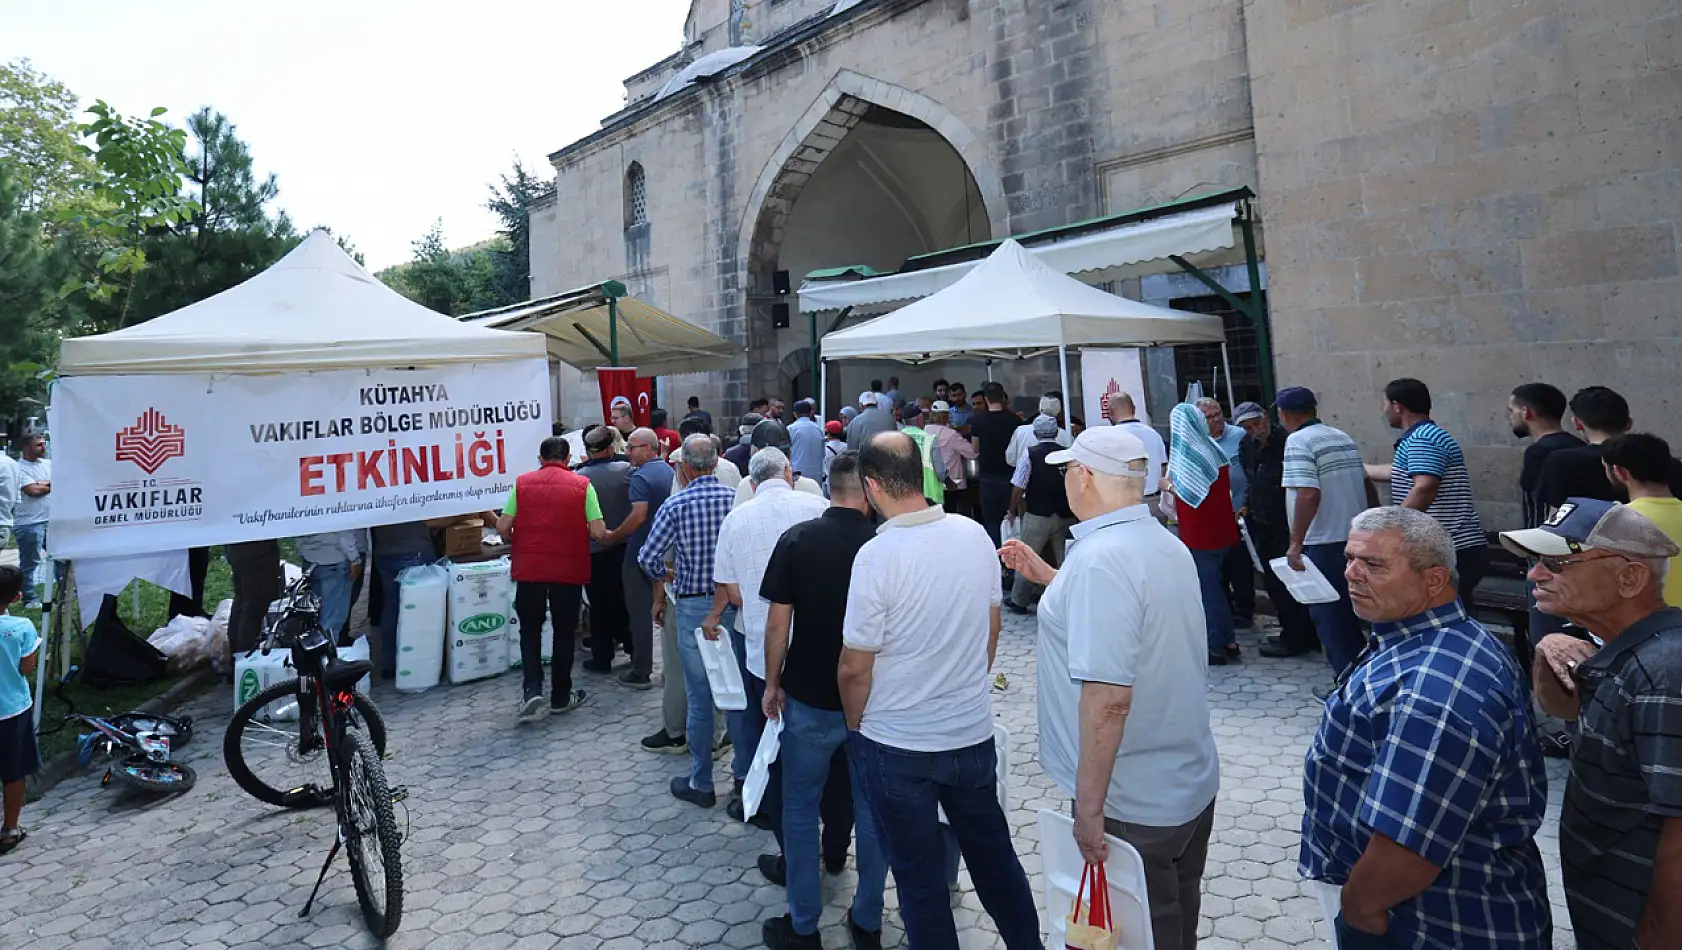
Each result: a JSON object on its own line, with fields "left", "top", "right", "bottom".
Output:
{"left": 597, "top": 368, "right": 654, "bottom": 427}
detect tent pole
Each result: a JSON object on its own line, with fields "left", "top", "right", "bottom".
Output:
{"left": 1057, "top": 344, "right": 1072, "bottom": 419}
{"left": 1220, "top": 341, "right": 1236, "bottom": 409}
{"left": 607, "top": 296, "right": 619, "bottom": 365}
{"left": 986, "top": 359, "right": 993, "bottom": 382}
{"left": 820, "top": 359, "right": 828, "bottom": 421}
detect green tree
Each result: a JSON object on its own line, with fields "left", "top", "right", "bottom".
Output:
{"left": 484, "top": 156, "right": 552, "bottom": 304}
{"left": 385, "top": 220, "right": 469, "bottom": 314}
{"left": 0, "top": 165, "right": 75, "bottom": 421}
{"left": 83, "top": 108, "right": 298, "bottom": 330}
{"left": 0, "top": 58, "right": 98, "bottom": 213}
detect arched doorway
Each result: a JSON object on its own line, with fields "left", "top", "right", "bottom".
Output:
{"left": 740, "top": 75, "right": 1003, "bottom": 412}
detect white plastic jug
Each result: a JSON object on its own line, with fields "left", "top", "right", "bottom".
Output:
{"left": 396, "top": 563, "right": 449, "bottom": 693}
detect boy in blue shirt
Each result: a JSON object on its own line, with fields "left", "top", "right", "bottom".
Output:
{"left": 0, "top": 566, "right": 41, "bottom": 854}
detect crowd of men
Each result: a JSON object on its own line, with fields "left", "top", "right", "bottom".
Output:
{"left": 385, "top": 374, "right": 1682, "bottom": 949}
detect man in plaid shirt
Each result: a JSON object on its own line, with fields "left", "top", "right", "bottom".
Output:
{"left": 638, "top": 434, "right": 738, "bottom": 809}
{"left": 1301, "top": 507, "right": 1550, "bottom": 949}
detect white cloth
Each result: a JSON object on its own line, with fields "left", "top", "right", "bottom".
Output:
{"left": 13, "top": 457, "right": 50, "bottom": 526}
{"left": 1114, "top": 419, "right": 1167, "bottom": 495}
{"left": 713, "top": 480, "right": 827, "bottom": 679}
{"left": 712, "top": 461, "right": 743, "bottom": 491}
{"left": 843, "top": 506, "right": 1000, "bottom": 752}
{"left": 733, "top": 474, "right": 822, "bottom": 510}
{"left": 0, "top": 455, "right": 17, "bottom": 529}
{"left": 1035, "top": 504, "right": 1220, "bottom": 826}
{"left": 1005, "top": 420, "right": 1072, "bottom": 467}
{"left": 75, "top": 550, "right": 192, "bottom": 626}
{"left": 295, "top": 530, "right": 365, "bottom": 565}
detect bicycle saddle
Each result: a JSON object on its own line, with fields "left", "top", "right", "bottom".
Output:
{"left": 321, "top": 657, "right": 374, "bottom": 690}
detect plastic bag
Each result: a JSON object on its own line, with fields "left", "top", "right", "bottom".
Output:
{"left": 208, "top": 599, "right": 233, "bottom": 675}
{"left": 148, "top": 614, "right": 214, "bottom": 674}
{"left": 1066, "top": 863, "right": 1118, "bottom": 950}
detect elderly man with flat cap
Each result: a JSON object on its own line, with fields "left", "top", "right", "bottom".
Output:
{"left": 1501, "top": 499, "right": 1682, "bottom": 950}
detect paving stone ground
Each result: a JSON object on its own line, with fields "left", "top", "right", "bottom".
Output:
{"left": 5, "top": 613, "right": 1575, "bottom": 949}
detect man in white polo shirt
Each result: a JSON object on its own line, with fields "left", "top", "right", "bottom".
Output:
{"left": 839, "top": 431, "right": 1042, "bottom": 950}
{"left": 1002, "top": 425, "right": 1219, "bottom": 950}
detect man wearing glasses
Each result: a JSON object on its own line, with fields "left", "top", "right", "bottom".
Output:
{"left": 1501, "top": 499, "right": 1682, "bottom": 950}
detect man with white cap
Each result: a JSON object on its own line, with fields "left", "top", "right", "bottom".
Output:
{"left": 1500, "top": 499, "right": 1682, "bottom": 950}
{"left": 845, "top": 390, "right": 895, "bottom": 452}
{"left": 1000, "top": 426, "right": 1218, "bottom": 950}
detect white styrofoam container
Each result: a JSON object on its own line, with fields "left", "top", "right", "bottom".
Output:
{"left": 1036, "top": 809, "right": 1154, "bottom": 950}
{"left": 234, "top": 649, "right": 294, "bottom": 720}
{"left": 446, "top": 559, "right": 512, "bottom": 684}
{"left": 396, "top": 564, "right": 449, "bottom": 693}
{"left": 693, "top": 627, "right": 747, "bottom": 710}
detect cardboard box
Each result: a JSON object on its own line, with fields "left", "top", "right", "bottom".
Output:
{"left": 442, "top": 520, "right": 483, "bottom": 558}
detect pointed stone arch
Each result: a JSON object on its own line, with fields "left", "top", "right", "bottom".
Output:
{"left": 737, "top": 70, "right": 1007, "bottom": 400}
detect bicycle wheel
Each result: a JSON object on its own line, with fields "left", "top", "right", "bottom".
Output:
{"left": 223, "top": 679, "right": 388, "bottom": 808}
{"left": 109, "top": 757, "right": 197, "bottom": 794}
{"left": 340, "top": 726, "right": 403, "bottom": 937}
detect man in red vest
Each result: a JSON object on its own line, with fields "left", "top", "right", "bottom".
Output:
{"left": 496, "top": 436, "right": 608, "bottom": 722}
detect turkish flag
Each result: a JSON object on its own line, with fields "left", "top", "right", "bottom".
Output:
{"left": 598, "top": 367, "right": 654, "bottom": 426}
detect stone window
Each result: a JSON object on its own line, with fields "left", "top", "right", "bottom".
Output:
{"left": 624, "top": 162, "right": 648, "bottom": 229}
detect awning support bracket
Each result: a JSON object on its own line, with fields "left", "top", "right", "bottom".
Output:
{"left": 572, "top": 322, "right": 615, "bottom": 364}
{"left": 1167, "top": 200, "right": 1275, "bottom": 405}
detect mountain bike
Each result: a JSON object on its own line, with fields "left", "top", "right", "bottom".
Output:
{"left": 221, "top": 569, "right": 404, "bottom": 937}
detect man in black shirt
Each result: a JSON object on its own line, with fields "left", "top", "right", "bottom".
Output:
{"left": 1510, "top": 383, "right": 1583, "bottom": 529}
{"left": 1234, "top": 403, "right": 1321, "bottom": 658}
{"left": 970, "top": 382, "right": 1020, "bottom": 549}
{"left": 1536, "top": 386, "right": 1632, "bottom": 512}
{"left": 1511, "top": 383, "right": 1585, "bottom": 653}
{"left": 758, "top": 452, "right": 888, "bottom": 950}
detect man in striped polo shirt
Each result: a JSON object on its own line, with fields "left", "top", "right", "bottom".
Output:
{"left": 1277, "top": 387, "right": 1370, "bottom": 677}
{"left": 1368, "top": 378, "right": 1487, "bottom": 605}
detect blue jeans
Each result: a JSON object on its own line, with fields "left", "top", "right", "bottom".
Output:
{"left": 13, "top": 522, "right": 50, "bottom": 602}
{"left": 673, "top": 596, "right": 734, "bottom": 794}
{"left": 1304, "top": 542, "right": 1365, "bottom": 677}
{"left": 783, "top": 699, "right": 886, "bottom": 934}
{"left": 306, "top": 560, "right": 353, "bottom": 639}
{"left": 727, "top": 626, "right": 752, "bottom": 782}
{"left": 1189, "top": 546, "right": 1237, "bottom": 653}
{"left": 850, "top": 734, "right": 1043, "bottom": 950}
{"left": 376, "top": 552, "right": 431, "bottom": 675}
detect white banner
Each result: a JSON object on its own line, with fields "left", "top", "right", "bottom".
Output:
{"left": 48, "top": 360, "right": 551, "bottom": 560}
{"left": 1080, "top": 348, "right": 1150, "bottom": 427}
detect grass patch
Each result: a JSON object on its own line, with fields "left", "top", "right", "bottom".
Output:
{"left": 26, "top": 550, "right": 237, "bottom": 764}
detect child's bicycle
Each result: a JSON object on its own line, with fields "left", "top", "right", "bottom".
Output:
{"left": 51, "top": 670, "right": 196, "bottom": 794}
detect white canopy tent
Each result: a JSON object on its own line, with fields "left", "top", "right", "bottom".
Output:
{"left": 799, "top": 201, "right": 1242, "bottom": 317}
{"left": 816, "top": 239, "right": 1229, "bottom": 416}
{"left": 60, "top": 230, "right": 546, "bottom": 375}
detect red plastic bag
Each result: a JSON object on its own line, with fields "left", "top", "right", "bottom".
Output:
{"left": 1066, "top": 862, "right": 1118, "bottom": 950}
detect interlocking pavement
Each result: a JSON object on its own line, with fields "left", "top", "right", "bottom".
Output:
{"left": 4, "top": 613, "right": 1575, "bottom": 949}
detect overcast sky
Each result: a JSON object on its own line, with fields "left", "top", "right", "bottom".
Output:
{"left": 3, "top": 0, "right": 691, "bottom": 269}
